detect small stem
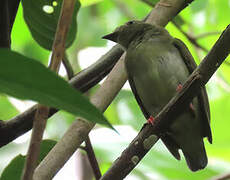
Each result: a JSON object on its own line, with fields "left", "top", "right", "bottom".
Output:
{"left": 85, "top": 136, "right": 102, "bottom": 180}
{"left": 22, "top": 0, "right": 76, "bottom": 179}
{"left": 21, "top": 105, "right": 49, "bottom": 180}
{"left": 172, "top": 20, "right": 209, "bottom": 52}
{"left": 112, "top": 0, "right": 135, "bottom": 19}
{"left": 211, "top": 173, "right": 230, "bottom": 180}
{"left": 194, "top": 31, "right": 221, "bottom": 39}
{"left": 62, "top": 52, "right": 74, "bottom": 79}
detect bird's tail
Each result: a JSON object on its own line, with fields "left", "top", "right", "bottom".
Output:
{"left": 182, "top": 140, "right": 208, "bottom": 171}
{"left": 161, "top": 134, "right": 208, "bottom": 171}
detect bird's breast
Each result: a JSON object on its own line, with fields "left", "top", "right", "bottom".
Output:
{"left": 125, "top": 40, "right": 190, "bottom": 114}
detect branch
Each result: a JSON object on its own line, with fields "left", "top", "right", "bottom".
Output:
{"left": 22, "top": 1, "right": 76, "bottom": 179}
{"left": 85, "top": 136, "right": 102, "bottom": 179}
{"left": 100, "top": 24, "right": 230, "bottom": 180}
{"left": 32, "top": 0, "right": 197, "bottom": 179}
{"left": 194, "top": 31, "right": 221, "bottom": 39}
{"left": 0, "top": 44, "right": 123, "bottom": 147}
{"left": 172, "top": 20, "right": 209, "bottom": 52}
{"left": 62, "top": 52, "right": 74, "bottom": 79}
{"left": 211, "top": 173, "right": 230, "bottom": 180}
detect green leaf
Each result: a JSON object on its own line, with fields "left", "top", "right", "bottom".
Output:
{"left": 0, "top": 49, "right": 112, "bottom": 128}
{"left": 21, "top": 0, "right": 80, "bottom": 50}
{"left": 80, "top": 0, "right": 104, "bottom": 7}
{"left": 0, "top": 140, "right": 56, "bottom": 180}
{"left": 0, "top": 155, "right": 25, "bottom": 180}
{"left": 0, "top": 95, "right": 19, "bottom": 120}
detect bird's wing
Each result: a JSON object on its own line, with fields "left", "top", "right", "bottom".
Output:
{"left": 173, "top": 38, "right": 212, "bottom": 143}
{"left": 127, "top": 68, "right": 181, "bottom": 160}
{"left": 128, "top": 76, "right": 150, "bottom": 119}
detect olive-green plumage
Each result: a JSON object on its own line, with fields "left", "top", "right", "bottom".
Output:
{"left": 103, "top": 21, "right": 212, "bottom": 171}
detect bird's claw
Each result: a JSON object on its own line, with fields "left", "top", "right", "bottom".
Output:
{"left": 147, "top": 116, "right": 155, "bottom": 125}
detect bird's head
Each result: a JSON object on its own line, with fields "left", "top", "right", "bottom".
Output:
{"left": 102, "top": 20, "right": 170, "bottom": 49}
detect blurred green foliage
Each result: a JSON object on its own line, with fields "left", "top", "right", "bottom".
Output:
{"left": 1, "top": 0, "right": 230, "bottom": 179}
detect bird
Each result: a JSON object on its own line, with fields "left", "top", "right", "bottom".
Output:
{"left": 102, "top": 20, "right": 212, "bottom": 171}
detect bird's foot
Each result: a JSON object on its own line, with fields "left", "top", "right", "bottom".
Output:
{"left": 176, "top": 83, "right": 196, "bottom": 116}
{"left": 189, "top": 103, "right": 196, "bottom": 117}
{"left": 176, "top": 83, "right": 183, "bottom": 92}
{"left": 147, "top": 116, "right": 155, "bottom": 125}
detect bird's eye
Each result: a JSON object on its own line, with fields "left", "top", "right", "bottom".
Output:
{"left": 126, "top": 21, "right": 134, "bottom": 25}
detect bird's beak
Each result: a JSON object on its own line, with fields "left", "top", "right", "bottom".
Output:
{"left": 102, "top": 32, "right": 119, "bottom": 43}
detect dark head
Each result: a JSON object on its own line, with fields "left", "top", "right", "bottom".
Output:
{"left": 102, "top": 20, "right": 170, "bottom": 49}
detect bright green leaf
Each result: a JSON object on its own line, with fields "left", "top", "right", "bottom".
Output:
{"left": 0, "top": 140, "right": 56, "bottom": 180}
{"left": 0, "top": 49, "right": 112, "bottom": 128}
{"left": 0, "top": 95, "right": 19, "bottom": 120}
{"left": 80, "top": 0, "right": 104, "bottom": 7}
{"left": 21, "top": 0, "right": 80, "bottom": 50}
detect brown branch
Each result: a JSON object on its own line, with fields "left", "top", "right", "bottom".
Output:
{"left": 112, "top": 0, "right": 135, "bottom": 19}
{"left": 22, "top": 1, "right": 76, "bottom": 179}
{"left": 85, "top": 136, "right": 102, "bottom": 180}
{"left": 21, "top": 105, "right": 49, "bottom": 180}
{"left": 194, "top": 31, "right": 221, "bottom": 39}
{"left": 211, "top": 173, "right": 230, "bottom": 180}
{"left": 62, "top": 53, "right": 74, "bottom": 79}
{"left": 172, "top": 20, "right": 209, "bottom": 52}
{"left": 100, "top": 24, "right": 230, "bottom": 180}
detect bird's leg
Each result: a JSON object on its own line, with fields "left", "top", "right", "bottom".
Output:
{"left": 176, "top": 83, "right": 183, "bottom": 92}
{"left": 176, "top": 83, "right": 196, "bottom": 115}
{"left": 147, "top": 116, "right": 155, "bottom": 125}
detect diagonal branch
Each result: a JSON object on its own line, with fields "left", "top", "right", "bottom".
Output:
{"left": 100, "top": 24, "right": 230, "bottom": 180}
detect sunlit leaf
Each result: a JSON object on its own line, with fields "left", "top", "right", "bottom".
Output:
{"left": 0, "top": 95, "right": 19, "bottom": 120}
{"left": 80, "top": 0, "right": 104, "bottom": 7}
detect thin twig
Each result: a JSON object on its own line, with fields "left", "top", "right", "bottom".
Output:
{"left": 112, "top": 0, "right": 135, "bottom": 19}
{"left": 194, "top": 31, "right": 221, "bottom": 39}
{"left": 85, "top": 136, "right": 102, "bottom": 180}
{"left": 21, "top": 105, "right": 49, "bottom": 180}
{"left": 100, "top": 24, "right": 230, "bottom": 180}
{"left": 62, "top": 52, "right": 74, "bottom": 79}
{"left": 172, "top": 19, "right": 209, "bottom": 52}
{"left": 210, "top": 173, "right": 230, "bottom": 180}
{"left": 22, "top": 0, "right": 76, "bottom": 179}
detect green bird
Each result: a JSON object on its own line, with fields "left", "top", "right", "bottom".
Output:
{"left": 103, "top": 21, "right": 212, "bottom": 171}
